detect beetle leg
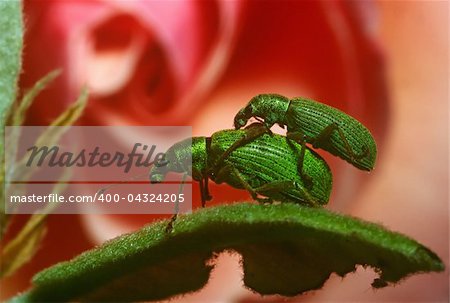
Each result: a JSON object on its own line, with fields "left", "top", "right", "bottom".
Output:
{"left": 214, "top": 164, "right": 264, "bottom": 202}
{"left": 165, "top": 216, "right": 176, "bottom": 234}
{"left": 285, "top": 131, "right": 313, "bottom": 189}
{"left": 251, "top": 180, "right": 295, "bottom": 204}
{"left": 247, "top": 121, "right": 273, "bottom": 136}
{"left": 198, "top": 177, "right": 213, "bottom": 208}
{"left": 199, "top": 177, "right": 206, "bottom": 207}
{"left": 292, "top": 181, "right": 320, "bottom": 207}
{"left": 203, "top": 177, "right": 212, "bottom": 202}
{"left": 254, "top": 116, "right": 265, "bottom": 124}
{"left": 214, "top": 122, "right": 271, "bottom": 167}
{"left": 216, "top": 164, "right": 319, "bottom": 207}
{"left": 214, "top": 164, "right": 317, "bottom": 206}
{"left": 166, "top": 172, "right": 188, "bottom": 233}
{"left": 310, "top": 123, "right": 369, "bottom": 161}
{"left": 252, "top": 180, "right": 319, "bottom": 207}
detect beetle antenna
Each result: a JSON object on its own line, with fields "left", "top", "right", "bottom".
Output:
{"left": 96, "top": 161, "right": 155, "bottom": 195}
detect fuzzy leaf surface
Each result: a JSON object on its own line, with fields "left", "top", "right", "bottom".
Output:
{"left": 0, "top": 0, "right": 23, "bottom": 136}
{"left": 11, "top": 203, "right": 444, "bottom": 302}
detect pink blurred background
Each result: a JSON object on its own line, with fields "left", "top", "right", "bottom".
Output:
{"left": 1, "top": 0, "right": 448, "bottom": 301}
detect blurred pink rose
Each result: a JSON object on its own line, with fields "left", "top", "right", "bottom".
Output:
{"left": 2, "top": 0, "right": 402, "bottom": 301}
{"left": 22, "top": 0, "right": 243, "bottom": 125}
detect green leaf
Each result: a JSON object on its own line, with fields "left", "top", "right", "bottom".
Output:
{"left": 0, "top": 214, "right": 47, "bottom": 278}
{"left": 48, "top": 86, "right": 88, "bottom": 127}
{"left": 0, "top": 80, "right": 88, "bottom": 276}
{"left": 10, "top": 87, "right": 88, "bottom": 182}
{"left": 11, "top": 203, "right": 444, "bottom": 302}
{"left": 0, "top": 0, "right": 22, "bottom": 232}
{"left": 2, "top": 70, "right": 63, "bottom": 194}
{"left": 10, "top": 70, "right": 61, "bottom": 127}
{"left": 0, "top": 0, "right": 23, "bottom": 142}
{"left": 0, "top": 77, "right": 88, "bottom": 239}
{"left": 0, "top": 175, "right": 70, "bottom": 278}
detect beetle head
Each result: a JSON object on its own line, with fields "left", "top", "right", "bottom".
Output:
{"left": 234, "top": 106, "right": 252, "bottom": 129}
{"left": 149, "top": 166, "right": 168, "bottom": 184}
{"left": 149, "top": 153, "right": 170, "bottom": 183}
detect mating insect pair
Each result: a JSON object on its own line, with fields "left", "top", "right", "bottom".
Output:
{"left": 151, "top": 94, "right": 377, "bottom": 231}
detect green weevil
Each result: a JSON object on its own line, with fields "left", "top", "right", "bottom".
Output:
{"left": 234, "top": 94, "right": 377, "bottom": 173}
{"left": 150, "top": 123, "right": 332, "bottom": 209}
